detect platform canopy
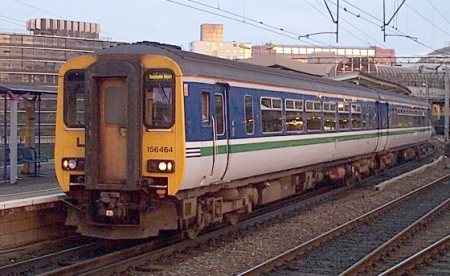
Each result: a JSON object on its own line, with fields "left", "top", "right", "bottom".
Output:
{"left": 0, "top": 85, "right": 57, "bottom": 184}
{"left": 329, "top": 72, "right": 412, "bottom": 95}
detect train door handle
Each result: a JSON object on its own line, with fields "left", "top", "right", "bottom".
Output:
{"left": 119, "top": 127, "right": 127, "bottom": 137}
{"left": 231, "top": 120, "right": 235, "bottom": 137}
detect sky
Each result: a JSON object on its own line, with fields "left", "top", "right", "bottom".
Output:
{"left": 1, "top": 0, "right": 450, "bottom": 57}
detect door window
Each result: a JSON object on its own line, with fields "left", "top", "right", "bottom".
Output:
{"left": 215, "top": 94, "right": 225, "bottom": 135}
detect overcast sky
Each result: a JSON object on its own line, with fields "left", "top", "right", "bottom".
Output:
{"left": 1, "top": 0, "right": 450, "bottom": 56}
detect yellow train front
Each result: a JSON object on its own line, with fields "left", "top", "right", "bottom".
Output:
{"left": 55, "top": 43, "right": 187, "bottom": 239}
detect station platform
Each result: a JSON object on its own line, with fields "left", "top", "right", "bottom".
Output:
{"left": 0, "top": 161, "right": 64, "bottom": 210}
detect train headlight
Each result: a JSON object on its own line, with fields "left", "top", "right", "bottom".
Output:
{"left": 158, "top": 162, "right": 167, "bottom": 171}
{"left": 68, "top": 159, "right": 77, "bottom": 169}
{"left": 148, "top": 160, "right": 174, "bottom": 173}
{"left": 62, "top": 158, "right": 85, "bottom": 171}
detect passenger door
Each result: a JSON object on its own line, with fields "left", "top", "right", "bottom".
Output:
{"left": 98, "top": 78, "right": 128, "bottom": 184}
{"left": 376, "top": 102, "right": 389, "bottom": 151}
{"left": 210, "top": 83, "right": 230, "bottom": 182}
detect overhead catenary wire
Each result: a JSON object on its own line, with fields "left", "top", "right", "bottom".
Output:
{"left": 405, "top": 2, "right": 450, "bottom": 38}
{"left": 0, "top": 17, "right": 23, "bottom": 27}
{"left": 333, "top": 0, "right": 445, "bottom": 53}
{"left": 166, "top": 0, "right": 330, "bottom": 46}
{"left": 426, "top": 0, "right": 450, "bottom": 27}
{"left": 13, "top": 0, "right": 62, "bottom": 19}
{"left": 307, "top": 0, "right": 382, "bottom": 46}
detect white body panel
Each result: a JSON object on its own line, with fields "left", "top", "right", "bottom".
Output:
{"left": 180, "top": 127, "right": 431, "bottom": 191}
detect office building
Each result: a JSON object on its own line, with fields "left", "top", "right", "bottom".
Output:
{"left": 190, "top": 24, "right": 252, "bottom": 60}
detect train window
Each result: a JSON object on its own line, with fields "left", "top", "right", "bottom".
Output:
{"left": 261, "top": 97, "right": 282, "bottom": 133}
{"left": 323, "top": 101, "right": 336, "bottom": 131}
{"left": 145, "top": 70, "right": 174, "bottom": 129}
{"left": 215, "top": 94, "right": 225, "bottom": 135}
{"left": 351, "top": 104, "right": 362, "bottom": 129}
{"left": 105, "top": 85, "right": 127, "bottom": 126}
{"left": 363, "top": 105, "right": 371, "bottom": 129}
{"left": 201, "top": 92, "right": 210, "bottom": 124}
{"left": 285, "top": 99, "right": 303, "bottom": 132}
{"left": 306, "top": 100, "right": 321, "bottom": 131}
{"left": 64, "top": 70, "right": 85, "bottom": 128}
{"left": 245, "top": 95, "right": 254, "bottom": 134}
{"left": 338, "top": 102, "right": 350, "bottom": 130}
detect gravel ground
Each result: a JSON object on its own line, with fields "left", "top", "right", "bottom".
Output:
{"left": 152, "top": 141, "right": 448, "bottom": 276}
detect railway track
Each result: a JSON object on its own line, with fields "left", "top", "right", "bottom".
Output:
{"left": 343, "top": 197, "right": 450, "bottom": 275}
{"left": 239, "top": 174, "right": 450, "bottom": 276}
{"left": 380, "top": 234, "right": 450, "bottom": 275}
{"left": 0, "top": 238, "right": 154, "bottom": 276}
{"left": 0, "top": 185, "right": 342, "bottom": 276}
{"left": 0, "top": 146, "right": 439, "bottom": 275}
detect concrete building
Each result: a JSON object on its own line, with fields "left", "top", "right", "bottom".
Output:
{"left": 190, "top": 24, "right": 252, "bottom": 60}
{"left": 0, "top": 19, "right": 120, "bottom": 155}
{"left": 0, "top": 18, "right": 118, "bottom": 91}
{"left": 200, "top": 23, "right": 223, "bottom": 42}
{"left": 252, "top": 44, "right": 396, "bottom": 66}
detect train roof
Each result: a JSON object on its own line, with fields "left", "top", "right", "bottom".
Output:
{"left": 98, "top": 42, "right": 427, "bottom": 107}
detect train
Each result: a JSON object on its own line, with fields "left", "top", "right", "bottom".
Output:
{"left": 55, "top": 42, "right": 431, "bottom": 239}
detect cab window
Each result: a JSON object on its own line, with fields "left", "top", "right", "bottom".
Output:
{"left": 64, "top": 70, "right": 85, "bottom": 128}
{"left": 144, "top": 70, "right": 175, "bottom": 129}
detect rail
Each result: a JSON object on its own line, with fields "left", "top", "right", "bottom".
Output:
{"left": 379, "top": 234, "right": 450, "bottom": 276}
{"left": 341, "top": 197, "right": 450, "bottom": 275}
{"left": 238, "top": 174, "right": 450, "bottom": 276}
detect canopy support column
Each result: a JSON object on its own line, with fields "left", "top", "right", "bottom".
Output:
{"left": 9, "top": 98, "right": 18, "bottom": 184}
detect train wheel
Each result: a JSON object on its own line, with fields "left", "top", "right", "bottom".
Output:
{"left": 227, "top": 213, "right": 239, "bottom": 226}
{"left": 185, "top": 228, "right": 200, "bottom": 239}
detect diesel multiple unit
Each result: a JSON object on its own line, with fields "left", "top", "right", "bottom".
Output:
{"left": 55, "top": 42, "right": 431, "bottom": 239}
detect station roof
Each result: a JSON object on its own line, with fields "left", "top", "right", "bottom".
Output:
{"left": 0, "top": 85, "right": 57, "bottom": 99}
{"left": 329, "top": 72, "right": 412, "bottom": 95}
{"left": 240, "top": 54, "right": 335, "bottom": 77}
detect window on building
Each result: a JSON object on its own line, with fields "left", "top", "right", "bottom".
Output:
{"left": 261, "top": 97, "right": 282, "bottom": 133}
{"left": 284, "top": 48, "right": 292, "bottom": 54}
{"left": 285, "top": 99, "right": 303, "bottom": 132}
{"left": 338, "top": 102, "right": 350, "bottom": 130}
{"left": 245, "top": 95, "right": 254, "bottom": 134}
{"left": 323, "top": 102, "right": 337, "bottom": 131}
{"left": 306, "top": 100, "right": 321, "bottom": 131}
{"left": 23, "top": 36, "right": 33, "bottom": 45}
{"left": 0, "top": 34, "right": 10, "bottom": 43}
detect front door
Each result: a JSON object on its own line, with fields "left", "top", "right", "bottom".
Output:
{"left": 98, "top": 78, "right": 128, "bottom": 184}
{"left": 210, "top": 84, "right": 230, "bottom": 182}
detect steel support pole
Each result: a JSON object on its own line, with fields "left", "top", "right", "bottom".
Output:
{"left": 9, "top": 99, "right": 18, "bottom": 184}
{"left": 445, "top": 68, "right": 449, "bottom": 142}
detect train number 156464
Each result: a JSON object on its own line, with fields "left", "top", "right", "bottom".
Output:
{"left": 147, "top": 146, "right": 173, "bottom": 153}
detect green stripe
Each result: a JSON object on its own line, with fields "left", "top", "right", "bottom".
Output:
{"left": 198, "top": 128, "right": 430, "bottom": 157}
